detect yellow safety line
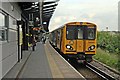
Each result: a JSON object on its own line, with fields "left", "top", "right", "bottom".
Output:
{"left": 44, "top": 44, "right": 64, "bottom": 78}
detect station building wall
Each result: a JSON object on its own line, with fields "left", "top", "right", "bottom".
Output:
{"left": 0, "top": 1, "right": 21, "bottom": 78}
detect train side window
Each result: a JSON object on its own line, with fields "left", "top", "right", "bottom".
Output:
{"left": 57, "top": 30, "right": 60, "bottom": 40}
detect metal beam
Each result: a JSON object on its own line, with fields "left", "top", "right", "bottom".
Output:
{"left": 43, "top": 3, "right": 57, "bottom": 9}
{"left": 43, "top": 8, "right": 55, "bottom": 11}
{"left": 43, "top": 1, "right": 56, "bottom": 5}
{"left": 43, "top": 12, "right": 53, "bottom": 15}
{"left": 43, "top": 9, "right": 54, "bottom": 12}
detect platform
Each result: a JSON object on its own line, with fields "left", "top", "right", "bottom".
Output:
{"left": 2, "top": 42, "right": 85, "bottom": 79}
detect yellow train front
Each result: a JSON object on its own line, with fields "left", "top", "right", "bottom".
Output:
{"left": 49, "top": 22, "right": 97, "bottom": 63}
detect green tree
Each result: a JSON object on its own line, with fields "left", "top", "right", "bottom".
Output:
{"left": 97, "top": 31, "right": 120, "bottom": 53}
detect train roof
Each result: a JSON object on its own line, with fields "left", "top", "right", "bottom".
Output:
{"left": 50, "top": 22, "right": 97, "bottom": 32}
{"left": 65, "top": 22, "right": 96, "bottom": 26}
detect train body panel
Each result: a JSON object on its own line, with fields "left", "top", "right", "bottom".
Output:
{"left": 61, "top": 27, "right": 66, "bottom": 53}
{"left": 84, "top": 40, "right": 96, "bottom": 54}
{"left": 77, "top": 40, "right": 84, "bottom": 52}
{"left": 49, "top": 22, "right": 97, "bottom": 62}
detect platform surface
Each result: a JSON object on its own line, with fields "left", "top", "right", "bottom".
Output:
{"left": 3, "top": 42, "right": 85, "bottom": 79}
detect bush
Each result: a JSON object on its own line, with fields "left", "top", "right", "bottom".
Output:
{"left": 96, "top": 31, "right": 120, "bottom": 71}
{"left": 94, "top": 48, "right": 119, "bottom": 71}
{"left": 97, "top": 31, "right": 120, "bottom": 54}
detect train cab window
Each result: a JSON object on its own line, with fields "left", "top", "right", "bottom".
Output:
{"left": 66, "top": 26, "right": 76, "bottom": 40}
{"left": 87, "top": 27, "right": 96, "bottom": 39}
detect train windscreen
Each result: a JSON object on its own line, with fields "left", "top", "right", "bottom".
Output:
{"left": 66, "top": 26, "right": 76, "bottom": 40}
{"left": 66, "top": 25, "right": 96, "bottom": 40}
{"left": 87, "top": 27, "right": 96, "bottom": 39}
{"left": 66, "top": 26, "right": 83, "bottom": 40}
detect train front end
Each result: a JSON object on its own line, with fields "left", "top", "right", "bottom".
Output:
{"left": 64, "top": 22, "right": 97, "bottom": 62}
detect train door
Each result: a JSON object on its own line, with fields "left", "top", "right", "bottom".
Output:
{"left": 76, "top": 26, "right": 84, "bottom": 52}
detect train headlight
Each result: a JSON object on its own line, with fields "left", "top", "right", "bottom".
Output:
{"left": 66, "top": 45, "right": 73, "bottom": 50}
{"left": 66, "top": 45, "right": 71, "bottom": 49}
{"left": 88, "top": 45, "right": 95, "bottom": 51}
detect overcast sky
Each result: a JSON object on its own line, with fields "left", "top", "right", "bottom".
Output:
{"left": 49, "top": 0, "right": 119, "bottom": 32}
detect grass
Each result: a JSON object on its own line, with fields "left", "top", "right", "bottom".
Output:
{"left": 93, "top": 48, "right": 119, "bottom": 71}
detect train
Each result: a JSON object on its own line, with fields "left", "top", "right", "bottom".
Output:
{"left": 49, "top": 22, "right": 97, "bottom": 63}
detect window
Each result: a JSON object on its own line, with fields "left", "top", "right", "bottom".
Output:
{"left": 0, "top": 28, "right": 7, "bottom": 41}
{"left": 66, "top": 25, "right": 96, "bottom": 40}
{"left": 66, "top": 26, "right": 76, "bottom": 40}
{"left": 87, "top": 28, "right": 96, "bottom": 39}
{"left": 52, "top": 32, "right": 56, "bottom": 42}
{"left": 77, "top": 27, "right": 83, "bottom": 39}
{"left": 66, "top": 26, "right": 84, "bottom": 40}
{"left": 57, "top": 30, "right": 60, "bottom": 40}
{"left": 0, "top": 11, "right": 8, "bottom": 41}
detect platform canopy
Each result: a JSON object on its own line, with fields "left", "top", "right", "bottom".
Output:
{"left": 18, "top": 0, "right": 60, "bottom": 32}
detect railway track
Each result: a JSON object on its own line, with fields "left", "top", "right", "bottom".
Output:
{"left": 68, "top": 59, "right": 103, "bottom": 80}
{"left": 89, "top": 60, "right": 120, "bottom": 80}
{"left": 86, "top": 63, "right": 115, "bottom": 80}
{"left": 51, "top": 44, "right": 119, "bottom": 80}
{"left": 67, "top": 58, "right": 117, "bottom": 80}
